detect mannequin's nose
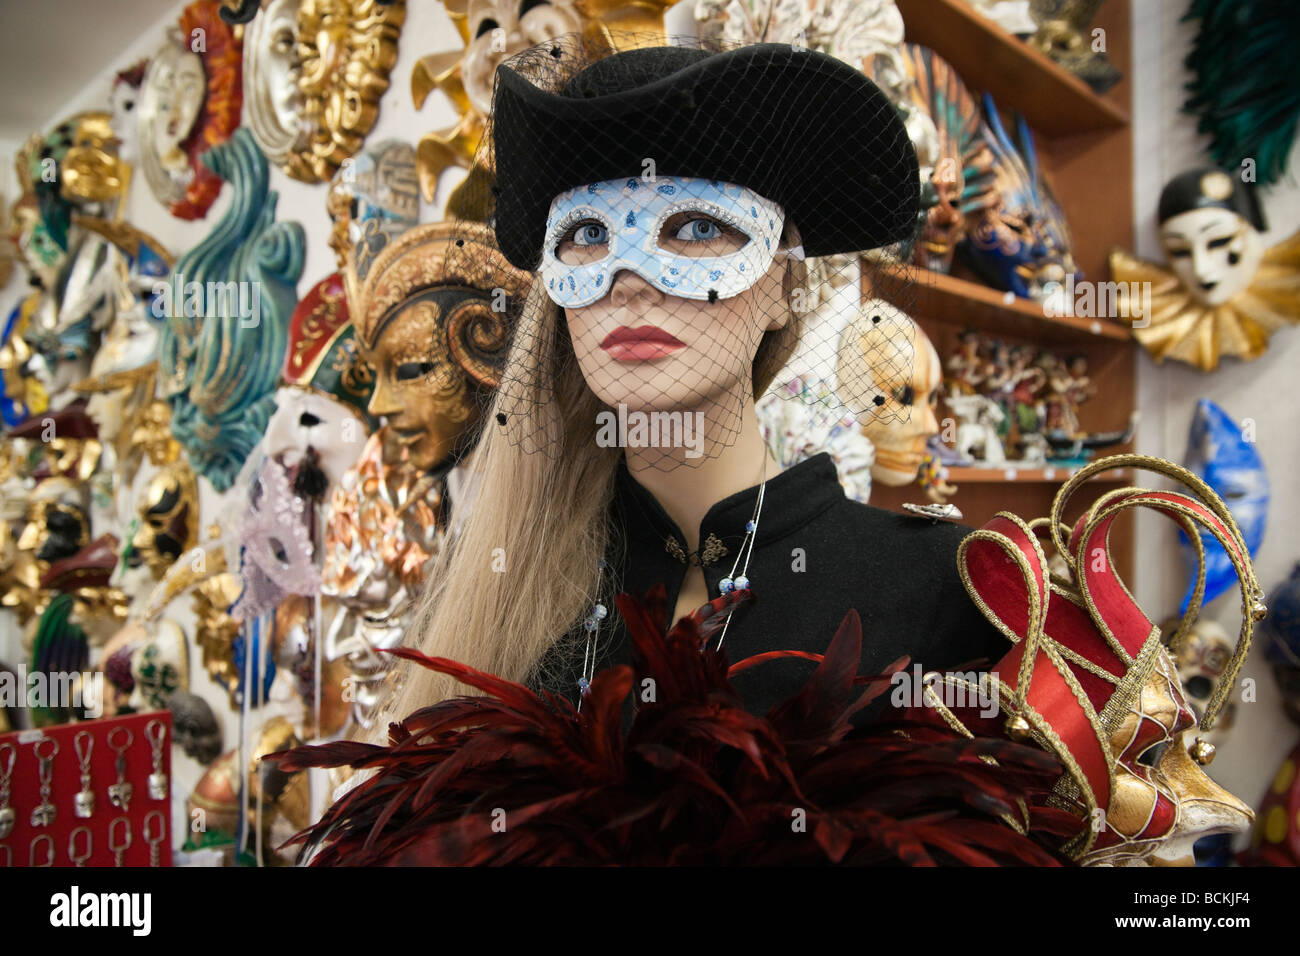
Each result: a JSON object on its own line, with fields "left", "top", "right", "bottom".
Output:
{"left": 609, "top": 269, "right": 664, "bottom": 312}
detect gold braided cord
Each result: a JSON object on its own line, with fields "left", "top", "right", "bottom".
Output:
{"left": 1079, "top": 491, "right": 1257, "bottom": 732}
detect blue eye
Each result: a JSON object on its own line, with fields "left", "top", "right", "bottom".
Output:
{"left": 571, "top": 222, "right": 608, "bottom": 246}
{"left": 676, "top": 218, "right": 722, "bottom": 241}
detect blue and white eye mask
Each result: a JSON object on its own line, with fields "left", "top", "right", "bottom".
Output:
{"left": 540, "top": 176, "right": 795, "bottom": 308}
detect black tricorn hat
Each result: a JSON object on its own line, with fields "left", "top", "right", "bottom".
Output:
{"left": 489, "top": 39, "right": 920, "bottom": 272}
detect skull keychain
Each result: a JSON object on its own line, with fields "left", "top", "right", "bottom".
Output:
{"left": 69, "top": 827, "right": 92, "bottom": 867}
{"left": 30, "top": 738, "right": 59, "bottom": 827}
{"left": 107, "top": 726, "right": 134, "bottom": 811}
{"left": 74, "top": 731, "right": 95, "bottom": 818}
{"left": 146, "top": 720, "right": 168, "bottom": 800}
{"left": 144, "top": 810, "right": 165, "bottom": 867}
{"left": 0, "top": 743, "right": 15, "bottom": 839}
{"left": 109, "top": 815, "right": 131, "bottom": 867}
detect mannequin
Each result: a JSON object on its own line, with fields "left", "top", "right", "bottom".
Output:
{"left": 387, "top": 36, "right": 1006, "bottom": 726}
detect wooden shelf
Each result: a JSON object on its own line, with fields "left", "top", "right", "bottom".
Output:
{"left": 894, "top": 0, "right": 1129, "bottom": 134}
{"left": 868, "top": 264, "right": 1133, "bottom": 346}
{"left": 944, "top": 466, "right": 1135, "bottom": 484}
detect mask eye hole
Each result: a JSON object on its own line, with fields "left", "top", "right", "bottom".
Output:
{"left": 396, "top": 361, "right": 436, "bottom": 381}
{"left": 1136, "top": 741, "right": 1169, "bottom": 768}
{"left": 555, "top": 219, "right": 609, "bottom": 265}
{"left": 658, "top": 211, "right": 749, "bottom": 257}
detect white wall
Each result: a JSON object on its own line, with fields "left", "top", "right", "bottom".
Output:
{"left": 1130, "top": 2, "right": 1300, "bottom": 838}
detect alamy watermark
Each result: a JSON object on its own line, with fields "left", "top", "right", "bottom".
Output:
{"left": 151, "top": 273, "right": 263, "bottom": 328}
{"left": 890, "top": 664, "right": 1000, "bottom": 719}
{"left": 1042, "top": 275, "right": 1153, "bottom": 327}
{"left": 595, "top": 403, "right": 705, "bottom": 458}
{"left": 0, "top": 665, "right": 103, "bottom": 718}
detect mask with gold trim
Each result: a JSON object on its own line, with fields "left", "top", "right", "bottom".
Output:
{"left": 354, "top": 220, "right": 530, "bottom": 473}
{"left": 1110, "top": 168, "right": 1300, "bottom": 371}
{"left": 270, "top": 271, "right": 374, "bottom": 488}
{"left": 408, "top": 0, "right": 673, "bottom": 207}
{"left": 920, "top": 455, "right": 1258, "bottom": 865}
{"left": 60, "top": 112, "right": 127, "bottom": 207}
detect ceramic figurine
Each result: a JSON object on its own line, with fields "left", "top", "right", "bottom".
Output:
{"left": 961, "top": 94, "right": 1079, "bottom": 302}
{"left": 1027, "top": 0, "right": 1121, "bottom": 94}
{"left": 1110, "top": 168, "right": 1300, "bottom": 371}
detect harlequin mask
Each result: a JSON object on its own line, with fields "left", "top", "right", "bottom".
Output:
{"left": 541, "top": 176, "right": 790, "bottom": 308}
{"left": 274, "top": 271, "right": 374, "bottom": 485}
{"left": 126, "top": 461, "right": 200, "bottom": 578}
{"left": 926, "top": 456, "right": 1259, "bottom": 864}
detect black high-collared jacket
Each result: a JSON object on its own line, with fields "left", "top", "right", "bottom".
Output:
{"left": 529, "top": 452, "right": 1008, "bottom": 721}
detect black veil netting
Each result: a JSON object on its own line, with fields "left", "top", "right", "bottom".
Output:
{"left": 434, "top": 30, "right": 924, "bottom": 472}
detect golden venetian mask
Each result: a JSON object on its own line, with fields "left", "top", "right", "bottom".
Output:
{"left": 60, "top": 112, "right": 127, "bottom": 206}
{"left": 355, "top": 221, "right": 528, "bottom": 473}
{"left": 285, "top": 0, "right": 407, "bottom": 184}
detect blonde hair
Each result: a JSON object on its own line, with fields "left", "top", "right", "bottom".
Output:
{"left": 380, "top": 226, "right": 807, "bottom": 730}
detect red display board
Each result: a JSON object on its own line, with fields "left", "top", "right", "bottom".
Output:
{"left": 0, "top": 712, "right": 173, "bottom": 867}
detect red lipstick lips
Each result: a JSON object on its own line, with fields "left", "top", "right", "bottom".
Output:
{"left": 599, "top": 325, "right": 686, "bottom": 361}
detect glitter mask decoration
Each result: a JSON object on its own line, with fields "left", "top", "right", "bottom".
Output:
{"left": 464, "top": 31, "right": 924, "bottom": 472}
{"left": 540, "top": 176, "right": 790, "bottom": 307}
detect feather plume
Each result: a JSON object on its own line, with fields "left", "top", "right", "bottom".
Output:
{"left": 272, "top": 587, "right": 1068, "bottom": 866}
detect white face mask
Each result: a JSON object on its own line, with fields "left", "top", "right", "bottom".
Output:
{"left": 1160, "top": 208, "right": 1263, "bottom": 307}
{"left": 540, "top": 175, "right": 796, "bottom": 307}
